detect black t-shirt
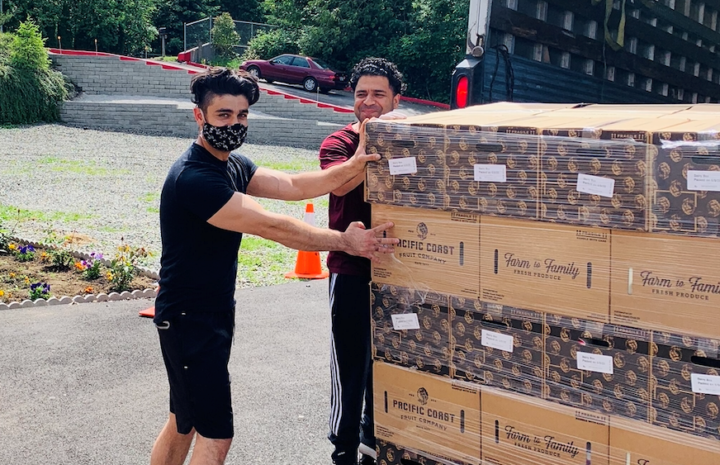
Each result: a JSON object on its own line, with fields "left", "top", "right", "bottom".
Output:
{"left": 154, "top": 143, "right": 257, "bottom": 322}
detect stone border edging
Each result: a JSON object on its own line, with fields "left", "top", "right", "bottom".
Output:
{"left": 0, "top": 235, "right": 159, "bottom": 311}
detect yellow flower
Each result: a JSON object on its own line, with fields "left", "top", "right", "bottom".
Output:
{"left": 9, "top": 273, "right": 16, "bottom": 279}
{"left": 8, "top": 243, "right": 16, "bottom": 251}
{"left": 24, "top": 277, "right": 30, "bottom": 284}
{"left": 106, "top": 271, "right": 114, "bottom": 281}
{"left": 0, "top": 290, "right": 4, "bottom": 297}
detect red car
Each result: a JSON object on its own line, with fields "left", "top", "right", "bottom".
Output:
{"left": 240, "top": 54, "right": 348, "bottom": 93}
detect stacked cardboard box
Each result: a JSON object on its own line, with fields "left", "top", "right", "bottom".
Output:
{"left": 365, "top": 103, "right": 720, "bottom": 465}
{"left": 650, "top": 120, "right": 720, "bottom": 237}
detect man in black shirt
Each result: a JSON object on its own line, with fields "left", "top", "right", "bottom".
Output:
{"left": 151, "top": 68, "right": 397, "bottom": 465}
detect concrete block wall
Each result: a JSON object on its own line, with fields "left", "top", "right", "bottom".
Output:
{"left": 51, "top": 55, "right": 192, "bottom": 98}
{"left": 252, "top": 97, "right": 354, "bottom": 125}
{"left": 247, "top": 119, "right": 342, "bottom": 147}
{"left": 59, "top": 99, "right": 341, "bottom": 147}
{"left": 60, "top": 100, "right": 198, "bottom": 137}
{"left": 52, "top": 53, "right": 351, "bottom": 145}
{"left": 51, "top": 54, "right": 353, "bottom": 123}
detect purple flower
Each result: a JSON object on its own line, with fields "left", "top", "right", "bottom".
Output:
{"left": 31, "top": 282, "right": 50, "bottom": 293}
{"left": 81, "top": 260, "right": 88, "bottom": 267}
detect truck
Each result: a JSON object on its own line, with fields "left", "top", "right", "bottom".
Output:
{"left": 451, "top": 0, "right": 720, "bottom": 108}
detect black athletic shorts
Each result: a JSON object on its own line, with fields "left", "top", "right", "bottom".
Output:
{"left": 156, "top": 309, "right": 235, "bottom": 439}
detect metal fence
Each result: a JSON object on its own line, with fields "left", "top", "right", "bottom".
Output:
{"left": 183, "top": 18, "right": 278, "bottom": 52}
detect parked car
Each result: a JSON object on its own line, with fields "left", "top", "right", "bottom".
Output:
{"left": 240, "top": 54, "right": 348, "bottom": 93}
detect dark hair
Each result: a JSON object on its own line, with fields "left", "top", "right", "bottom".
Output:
{"left": 190, "top": 67, "right": 260, "bottom": 110}
{"left": 349, "top": 57, "right": 406, "bottom": 95}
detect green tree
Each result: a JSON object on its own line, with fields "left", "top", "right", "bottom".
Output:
{"left": 119, "top": 0, "right": 159, "bottom": 55}
{"left": 9, "top": 19, "right": 49, "bottom": 70}
{"left": 387, "top": 0, "right": 469, "bottom": 102}
{"left": 5, "top": 0, "right": 160, "bottom": 55}
{"left": 211, "top": 12, "right": 239, "bottom": 60}
{"left": 254, "top": 0, "right": 468, "bottom": 103}
{"left": 219, "top": 0, "right": 262, "bottom": 23}
{"left": 153, "top": 0, "right": 220, "bottom": 54}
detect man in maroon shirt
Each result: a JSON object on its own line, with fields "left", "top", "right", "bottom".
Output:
{"left": 319, "top": 58, "right": 406, "bottom": 465}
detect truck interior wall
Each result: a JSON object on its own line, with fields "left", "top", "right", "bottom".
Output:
{"left": 482, "top": 48, "right": 677, "bottom": 104}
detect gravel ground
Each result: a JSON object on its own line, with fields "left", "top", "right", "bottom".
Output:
{"left": 0, "top": 124, "right": 330, "bottom": 286}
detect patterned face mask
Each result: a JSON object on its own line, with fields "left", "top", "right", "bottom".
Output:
{"left": 201, "top": 116, "right": 248, "bottom": 152}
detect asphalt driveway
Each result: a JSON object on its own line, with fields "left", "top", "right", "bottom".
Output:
{"left": 0, "top": 280, "right": 334, "bottom": 464}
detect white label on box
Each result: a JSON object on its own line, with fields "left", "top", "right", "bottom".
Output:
{"left": 391, "top": 313, "right": 420, "bottom": 331}
{"left": 474, "top": 164, "right": 507, "bottom": 182}
{"left": 481, "top": 330, "right": 515, "bottom": 353}
{"left": 388, "top": 157, "right": 417, "bottom": 175}
{"left": 577, "top": 352, "right": 614, "bottom": 374}
{"left": 691, "top": 373, "right": 720, "bottom": 395}
{"left": 687, "top": 170, "right": 720, "bottom": 192}
{"left": 576, "top": 173, "right": 615, "bottom": 198}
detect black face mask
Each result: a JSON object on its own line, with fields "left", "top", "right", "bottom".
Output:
{"left": 201, "top": 118, "right": 248, "bottom": 152}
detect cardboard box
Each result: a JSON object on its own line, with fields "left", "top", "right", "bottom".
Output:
{"left": 650, "top": 331, "right": 720, "bottom": 440}
{"left": 609, "top": 419, "right": 720, "bottom": 465}
{"left": 450, "top": 298, "right": 544, "bottom": 398}
{"left": 374, "top": 362, "right": 482, "bottom": 464}
{"left": 544, "top": 315, "right": 652, "bottom": 422}
{"left": 371, "top": 282, "right": 451, "bottom": 376}
{"left": 366, "top": 120, "right": 448, "bottom": 209}
{"left": 650, "top": 120, "right": 720, "bottom": 237}
{"left": 371, "top": 205, "right": 481, "bottom": 299}
{"left": 445, "top": 122, "right": 542, "bottom": 218}
{"left": 366, "top": 113, "right": 553, "bottom": 213}
{"left": 404, "top": 102, "right": 580, "bottom": 121}
{"left": 538, "top": 118, "right": 654, "bottom": 231}
{"left": 480, "top": 217, "right": 611, "bottom": 321}
{"left": 610, "top": 231, "right": 720, "bottom": 338}
{"left": 665, "top": 103, "right": 720, "bottom": 120}
{"left": 376, "top": 441, "right": 479, "bottom": 465}
{"left": 550, "top": 104, "right": 691, "bottom": 119}
{"left": 481, "top": 388, "right": 610, "bottom": 465}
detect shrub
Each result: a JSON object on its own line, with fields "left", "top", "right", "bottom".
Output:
{"left": 243, "top": 28, "right": 299, "bottom": 61}
{"left": 0, "top": 21, "right": 72, "bottom": 125}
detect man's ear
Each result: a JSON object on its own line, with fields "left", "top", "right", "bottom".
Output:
{"left": 392, "top": 93, "right": 401, "bottom": 110}
{"left": 193, "top": 107, "right": 204, "bottom": 128}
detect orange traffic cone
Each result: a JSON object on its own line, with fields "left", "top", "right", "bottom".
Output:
{"left": 139, "top": 286, "right": 158, "bottom": 318}
{"left": 285, "top": 203, "right": 330, "bottom": 280}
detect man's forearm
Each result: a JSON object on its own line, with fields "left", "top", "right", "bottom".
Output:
{"left": 253, "top": 211, "right": 348, "bottom": 252}
{"left": 286, "top": 160, "right": 362, "bottom": 200}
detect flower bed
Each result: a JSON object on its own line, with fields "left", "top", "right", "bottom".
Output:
{"left": 0, "top": 234, "right": 158, "bottom": 309}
